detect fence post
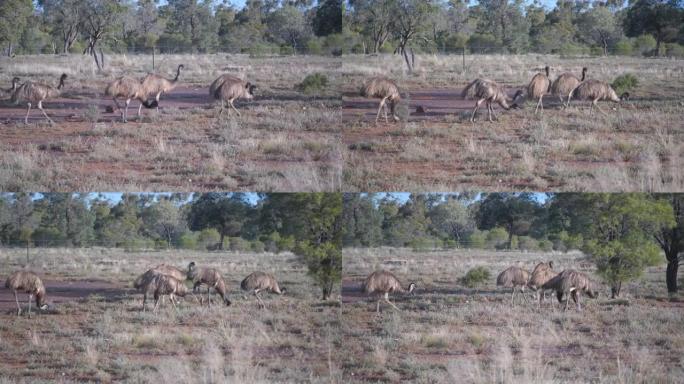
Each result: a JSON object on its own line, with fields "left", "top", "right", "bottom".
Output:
{"left": 26, "top": 239, "right": 29, "bottom": 265}
{"left": 462, "top": 46, "right": 466, "bottom": 72}
{"left": 152, "top": 46, "right": 155, "bottom": 71}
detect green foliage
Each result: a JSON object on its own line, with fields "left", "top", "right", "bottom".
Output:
{"left": 409, "top": 237, "right": 441, "bottom": 251}
{"left": 634, "top": 34, "right": 657, "bottom": 55}
{"left": 538, "top": 239, "right": 553, "bottom": 252}
{"left": 614, "top": 39, "right": 634, "bottom": 55}
{"left": 611, "top": 74, "right": 639, "bottom": 95}
{"left": 229, "top": 237, "right": 251, "bottom": 252}
{"left": 178, "top": 232, "right": 198, "bottom": 250}
{"left": 297, "top": 73, "right": 329, "bottom": 94}
{"left": 466, "top": 230, "right": 486, "bottom": 249}
{"left": 461, "top": 266, "right": 491, "bottom": 288}
{"left": 517, "top": 236, "right": 539, "bottom": 251}
{"left": 486, "top": 228, "right": 509, "bottom": 249}
{"left": 664, "top": 43, "right": 684, "bottom": 57}
{"left": 250, "top": 240, "right": 265, "bottom": 253}
{"left": 197, "top": 228, "right": 220, "bottom": 249}
{"left": 276, "top": 235, "right": 296, "bottom": 252}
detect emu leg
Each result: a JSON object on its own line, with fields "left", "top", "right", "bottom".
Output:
{"left": 138, "top": 102, "right": 143, "bottom": 119}
{"left": 170, "top": 294, "right": 178, "bottom": 311}
{"left": 153, "top": 295, "right": 160, "bottom": 313}
{"left": 27, "top": 294, "right": 32, "bottom": 318}
{"left": 490, "top": 102, "right": 499, "bottom": 121}
{"left": 376, "top": 97, "right": 387, "bottom": 123}
{"left": 229, "top": 99, "right": 241, "bottom": 117}
{"left": 217, "top": 100, "right": 225, "bottom": 118}
{"left": 376, "top": 297, "right": 381, "bottom": 313}
{"left": 142, "top": 293, "right": 147, "bottom": 311}
{"left": 112, "top": 97, "right": 124, "bottom": 121}
{"left": 384, "top": 292, "right": 399, "bottom": 311}
{"left": 24, "top": 102, "right": 32, "bottom": 124}
{"left": 535, "top": 96, "right": 543, "bottom": 114}
{"left": 155, "top": 92, "right": 161, "bottom": 112}
{"left": 594, "top": 99, "right": 608, "bottom": 116}
{"left": 511, "top": 287, "right": 516, "bottom": 306}
{"left": 14, "top": 291, "right": 21, "bottom": 316}
{"left": 471, "top": 99, "right": 484, "bottom": 122}
{"left": 383, "top": 102, "right": 389, "bottom": 124}
{"left": 123, "top": 98, "right": 131, "bottom": 122}
{"left": 254, "top": 290, "right": 265, "bottom": 309}
{"left": 37, "top": 101, "right": 54, "bottom": 124}
{"left": 574, "top": 291, "right": 581, "bottom": 311}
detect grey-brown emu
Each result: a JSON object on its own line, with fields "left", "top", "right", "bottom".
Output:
{"left": 5, "top": 271, "right": 48, "bottom": 317}
{"left": 240, "top": 271, "right": 286, "bottom": 308}
{"left": 146, "top": 274, "right": 188, "bottom": 312}
{"left": 497, "top": 266, "right": 530, "bottom": 305}
{"left": 11, "top": 73, "right": 67, "bottom": 124}
{"left": 210, "top": 75, "right": 256, "bottom": 117}
{"left": 134, "top": 264, "right": 187, "bottom": 309}
{"left": 541, "top": 269, "right": 599, "bottom": 311}
{"left": 527, "top": 261, "right": 557, "bottom": 304}
{"left": 140, "top": 64, "right": 184, "bottom": 111}
{"left": 551, "top": 67, "right": 587, "bottom": 107}
{"left": 462, "top": 78, "right": 523, "bottom": 122}
{"left": 527, "top": 66, "right": 551, "bottom": 114}
{"left": 3, "top": 77, "right": 20, "bottom": 98}
{"left": 187, "top": 262, "right": 231, "bottom": 306}
{"left": 361, "top": 77, "right": 401, "bottom": 124}
{"left": 569, "top": 79, "right": 629, "bottom": 115}
{"left": 362, "top": 270, "right": 415, "bottom": 313}
{"left": 105, "top": 76, "right": 157, "bottom": 122}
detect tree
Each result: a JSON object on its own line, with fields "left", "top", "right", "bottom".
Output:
{"left": 624, "top": 0, "right": 683, "bottom": 55}
{"left": 653, "top": 194, "right": 684, "bottom": 294}
{"left": 143, "top": 199, "right": 184, "bottom": 247}
{"left": 261, "top": 193, "right": 342, "bottom": 300}
{"left": 475, "top": 193, "right": 540, "bottom": 249}
{"left": 41, "top": 0, "right": 84, "bottom": 53}
{"left": 393, "top": 0, "right": 438, "bottom": 72}
{"left": 0, "top": 0, "right": 33, "bottom": 56}
{"left": 573, "top": 194, "right": 675, "bottom": 298}
{"left": 427, "top": 197, "right": 474, "bottom": 245}
{"left": 342, "top": 193, "right": 382, "bottom": 247}
{"left": 162, "top": 0, "right": 218, "bottom": 52}
{"left": 267, "top": 5, "right": 311, "bottom": 53}
{"left": 577, "top": 5, "right": 621, "bottom": 55}
{"left": 81, "top": 0, "right": 127, "bottom": 69}
{"left": 187, "top": 193, "right": 250, "bottom": 250}
{"left": 313, "top": 0, "right": 342, "bottom": 36}
{"left": 33, "top": 193, "right": 95, "bottom": 246}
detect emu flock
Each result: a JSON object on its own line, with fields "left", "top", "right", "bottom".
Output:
{"left": 4, "top": 64, "right": 257, "bottom": 124}
{"left": 4, "top": 264, "right": 285, "bottom": 317}
{"left": 362, "top": 65, "right": 630, "bottom": 123}
{"left": 363, "top": 262, "right": 599, "bottom": 313}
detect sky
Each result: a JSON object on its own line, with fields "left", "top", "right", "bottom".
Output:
{"left": 29, "top": 192, "right": 263, "bottom": 206}
{"left": 373, "top": 192, "right": 549, "bottom": 205}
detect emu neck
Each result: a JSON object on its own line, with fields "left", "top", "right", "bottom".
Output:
{"left": 173, "top": 66, "right": 182, "bottom": 82}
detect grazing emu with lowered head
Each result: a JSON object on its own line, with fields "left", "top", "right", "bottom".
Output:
{"left": 497, "top": 266, "right": 530, "bottom": 305}
{"left": 361, "top": 77, "right": 401, "bottom": 124}
{"left": 105, "top": 76, "right": 158, "bottom": 122}
{"left": 462, "top": 78, "right": 523, "bottom": 122}
{"left": 569, "top": 79, "right": 629, "bottom": 115}
{"left": 363, "top": 270, "right": 415, "bottom": 313}
{"left": 5, "top": 271, "right": 48, "bottom": 317}
{"left": 527, "top": 66, "right": 551, "bottom": 114}
{"left": 551, "top": 67, "right": 587, "bottom": 107}
{"left": 541, "top": 269, "right": 599, "bottom": 311}
{"left": 134, "top": 264, "right": 187, "bottom": 310}
{"left": 140, "top": 64, "right": 184, "bottom": 111}
{"left": 11, "top": 73, "right": 67, "bottom": 124}
{"left": 187, "top": 262, "right": 231, "bottom": 306}
{"left": 141, "top": 273, "right": 188, "bottom": 312}
{"left": 527, "top": 261, "right": 557, "bottom": 305}
{"left": 240, "top": 271, "right": 286, "bottom": 308}
{"left": 210, "top": 75, "right": 256, "bottom": 117}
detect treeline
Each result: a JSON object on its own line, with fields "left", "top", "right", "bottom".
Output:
{"left": 343, "top": 193, "right": 684, "bottom": 295}
{"left": 346, "top": 0, "right": 684, "bottom": 58}
{"left": 0, "top": 192, "right": 342, "bottom": 299}
{"left": 0, "top": 0, "right": 343, "bottom": 58}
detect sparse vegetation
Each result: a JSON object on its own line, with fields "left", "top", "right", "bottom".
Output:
{"left": 461, "top": 266, "right": 490, "bottom": 288}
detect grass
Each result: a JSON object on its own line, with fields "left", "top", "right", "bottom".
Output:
{"left": 0, "top": 53, "right": 342, "bottom": 192}
{"left": 0, "top": 248, "right": 342, "bottom": 383}
{"left": 342, "top": 54, "right": 684, "bottom": 192}
{"left": 341, "top": 247, "right": 684, "bottom": 383}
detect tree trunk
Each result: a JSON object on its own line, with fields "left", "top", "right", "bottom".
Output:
{"left": 7, "top": 42, "right": 12, "bottom": 57}
{"left": 611, "top": 281, "right": 621, "bottom": 298}
{"left": 666, "top": 259, "right": 679, "bottom": 293}
{"left": 219, "top": 232, "right": 225, "bottom": 250}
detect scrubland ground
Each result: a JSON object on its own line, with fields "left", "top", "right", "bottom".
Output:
{"left": 342, "top": 54, "right": 684, "bottom": 192}
{"left": 0, "top": 54, "right": 342, "bottom": 192}
{"left": 0, "top": 248, "right": 341, "bottom": 383}
{"left": 341, "top": 247, "right": 684, "bottom": 383}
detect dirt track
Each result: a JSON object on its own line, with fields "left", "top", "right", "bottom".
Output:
{"left": 0, "top": 86, "right": 213, "bottom": 124}
{"left": 0, "top": 279, "right": 128, "bottom": 312}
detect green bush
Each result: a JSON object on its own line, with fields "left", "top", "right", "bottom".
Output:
{"left": 444, "top": 239, "right": 458, "bottom": 249}
{"left": 538, "top": 239, "right": 553, "bottom": 252}
{"left": 251, "top": 240, "right": 265, "bottom": 253}
{"left": 557, "top": 42, "right": 589, "bottom": 56}
{"left": 634, "top": 35, "right": 656, "bottom": 56}
{"left": 297, "top": 73, "right": 329, "bottom": 94}
{"left": 178, "top": 232, "right": 198, "bottom": 250}
{"left": 276, "top": 235, "right": 296, "bottom": 252}
{"left": 410, "top": 237, "right": 441, "bottom": 251}
{"left": 665, "top": 43, "right": 684, "bottom": 57}
{"left": 613, "top": 40, "right": 633, "bottom": 56}
{"left": 379, "top": 43, "right": 395, "bottom": 54}
{"left": 486, "top": 227, "right": 509, "bottom": 249}
{"left": 612, "top": 74, "right": 639, "bottom": 95}
{"left": 280, "top": 45, "right": 295, "bottom": 55}
{"left": 466, "top": 230, "right": 486, "bottom": 249}
{"left": 461, "top": 266, "right": 491, "bottom": 288}
{"left": 306, "top": 39, "right": 323, "bottom": 55}
{"left": 197, "top": 228, "right": 221, "bottom": 249}
{"left": 445, "top": 33, "right": 468, "bottom": 51}
{"left": 229, "top": 237, "right": 251, "bottom": 252}
{"left": 517, "top": 236, "right": 539, "bottom": 251}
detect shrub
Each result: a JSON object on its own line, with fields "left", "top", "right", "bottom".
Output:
{"left": 486, "top": 227, "right": 509, "bottom": 249}
{"left": 229, "top": 237, "right": 251, "bottom": 252}
{"left": 665, "top": 43, "right": 684, "bottom": 58}
{"left": 410, "top": 237, "right": 441, "bottom": 251}
{"left": 306, "top": 39, "right": 323, "bottom": 55}
{"left": 634, "top": 35, "right": 656, "bottom": 56}
{"left": 250, "top": 240, "right": 265, "bottom": 253}
{"left": 612, "top": 74, "right": 639, "bottom": 95}
{"left": 538, "top": 239, "right": 553, "bottom": 252}
{"left": 461, "top": 266, "right": 491, "bottom": 288}
{"left": 297, "top": 73, "right": 328, "bottom": 94}
{"left": 517, "top": 236, "right": 539, "bottom": 251}
{"left": 613, "top": 39, "right": 633, "bottom": 56}
{"left": 276, "top": 235, "right": 296, "bottom": 252}
{"left": 466, "top": 230, "right": 486, "bottom": 249}
{"left": 197, "top": 228, "right": 220, "bottom": 249}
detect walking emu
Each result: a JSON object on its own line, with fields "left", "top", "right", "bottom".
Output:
{"left": 5, "top": 271, "right": 48, "bottom": 317}
{"left": 105, "top": 76, "right": 158, "bottom": 122}
{"left": 551, "top": 67, "right": 587, "bottom": 107}
{"left": 361, "top": 77, "right": 401, "bottom": 124}
{"left": 541, "top": 269, "right": 599, "bottom": 311}
{"left": 462, "top": 78, "right": 523, "bottom": 122}
{"left": 528, "top": 261, "right": 557, "bottom": 304}
{"left": 11, "top": 73, "right": 67, "bottom": 124}
{"left": 240, "top": 271, "right": 286, "bottom": 308}
{"left": 497, "top": 266, "right": 530, "bottom": 305}
{"left": 210, "top": 75, "right": 256, "bottom": 117}
{"left": 187, "top": 262, "right": 231, "bottom": 306}
{"left": 527, "top": 66, "right": 551, "bottom": 114}
{"left": 140, "top": 64, "right": 184, "bottom": 111}
{"left": 569, "top": 79, "right": 629, "bottom": 115}
{"left": 362, "top": 270, "right": 415, "bottom": 313}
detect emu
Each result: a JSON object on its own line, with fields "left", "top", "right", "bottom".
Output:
{"left": 187, "top": 262, "right": 231, "bottom": 306}
{"left": 240, "top": 271, "right": 286, "bottom": 308}
{"left": 361, "top": 77, "right": 401, "bottom": 124}
{"left": 541, "top": 269, "right": 599, "bottom": 311}
{"left": 527, "top": 66, "right": 551, "bottom": 114}
{"left": 104, "top": 76, "right": 158, "bottom": 122}
{"left": 210, "top": 75, "right": 256, "bottom": 117}
{"left": 527, "top": 261, "right": 557, "bottom": 305}
{"left": 551, "top": 67, "right": 587, "bottom": 107}
{"left": 11, "top": 73, "right": 67, "bottom": 124}
{"left": 362, "top": 270, "right": 415, "bottom": 313}
{"left": 497, "top": 266, "right": 530, "bottom": 305}
{"left": 5, "top": 271, "right": 48, "bottom": 317}
{"left": 462, "top": 78, "right": 523, "bottom": 122}
{"left": 569, "top": 79, "right": 629, "bottom": 115}
{"left": 140, "top": 64, "right": 184, "bottom": 111}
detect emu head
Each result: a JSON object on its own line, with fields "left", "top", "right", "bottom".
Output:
{"left": 510, "top": 90, "right": 525, "bottom": 108}
{"left": 36, "top": 290, "right": 48, "bottom": 310}
{"left": 11, "top": 77, "right": 20, "bottom": 86}
{"left": 142, "top": 99, "right": 158, "bottom": 109}
{"left": 544, "top": 66, "right": 550, "bottom": 77}
{"left": 619, "top": 92, "right": 630, "bottom": 101}
{"left": 245, "top": 82, "right": 256, "bottom": 100}
{"left": 224, "top": 297, "right": 232, "bottom": 306}
{"left": 279, "top": 286, "right": 286, "bottom": 295}
{"left": 407, "top": 282, "right": 416, "bottom": 295}
{"left": 581, "top": 67, "right": 588, "bottom": 81}
{"left": 58, "top": 73, "right": 67, "bottom": 89}
{"left": 187, "top": 262, "right": 197, "bottom": 278}
{"left": 548, "top": 261, "right": 553, "bottom": 270}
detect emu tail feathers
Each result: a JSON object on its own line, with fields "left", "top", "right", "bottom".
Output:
{"left": 461, "top": 80, "right": 478, "bottom": 99}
